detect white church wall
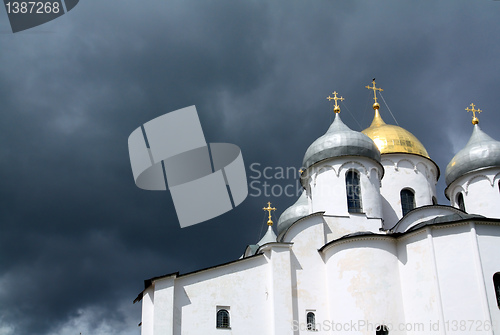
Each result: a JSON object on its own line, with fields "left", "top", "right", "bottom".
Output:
{"left": 260, "top": 244, "right": 295, "bottom": 335}
{"left": 432, "top": 224, "right": 488, "bottom": 332}
{"left": 311, "top": 164, "right": 344, "bottom": 214}
{"left": 141, "top": 287, "right": 154, "bottom": 335}
{"left": 284, "top": 216, "right": 329, "bottom": 333}
{"left": 322, "top": 236, "right": 405, "bottom": 335}
{"left": 153, "top": 276, "right": 175, "bottom": 335}
{"left": 150, "top": 255, "right": 271, "bottom": 335}
{"left": 475, "top": 223, "right": 500, "bottom": 333}
{"left": 284, "top": 215, "right": 325, "bottom": 248}
{"left": 447, "top": 168, "right": 500, "bottom": 219}
{"left": 323, "top": 215, "right": 383, "bottom": 242}
{"left": 397, "top": 230, "right": 441, "bottom": 334}
{"left": 380, "top": 154, "right": 438, "bottom": 228}
{"left": 363, "top": 166, "right": 383, "bottom": 218}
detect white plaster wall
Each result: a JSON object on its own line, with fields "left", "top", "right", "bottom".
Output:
{"left": 141, "top": 287, "right": 154, "bottom": 335}
{"left": 173, "top": 255, "right": 271, "bottom": 335}
{"left": 307, "top": 157, "right": 383, "bottom": 219}
{"left": 432, "top": 224, "right": 489, "bottom": 333}
{"left": 380, "top": 154, "right": 438, "bottom": 228}
{"left": 323, "top": 215, "right": 383, "bottom": 242}
{"left": 153, "top": 277, "right": 175, "bottom": 335}
{"left": 397, "top": 230, "right": 442, "bottom": 334}
{"left": 284, "top": 216, "right": 329, "bottom": 334}
{"left": 447, "top": 167, "right": 500, "bottom": 219}
{"left": 264, "top": 245, "right": 294, "bottom": 335}
{"left": 475, "top": 223, "right": 500, "bottom": 333}
{"left": 323, "top": 237, "right": 406, "bottom": 335}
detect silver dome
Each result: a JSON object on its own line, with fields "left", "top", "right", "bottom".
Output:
{"left": 302, "top": 113, "right": 381, "bottom": 169}
{"left": 257, "top": 225, "right": 277, "bottom": 246}
{"left": 277, "top": 190, "right": 309, "bottom": 235}
{"left": 445, "top": 124, "right": 500, "bottom": 185}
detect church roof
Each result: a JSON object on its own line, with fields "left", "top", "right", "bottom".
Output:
{"left": 362, "top": 109, "right": 430, "bottom": 159}
{"left": 362, "top": 79, "right": 430, "bottom": 159}
{"left": 407, "top": 212, "right": 485, "bottom": 232}
{"left": 257, "top": 225, "right": 277, "bottom": 246}
{"left": 244, "top": 244, "right": 259, "bottom": 257}
{"left": 319, "top": 213, "right": 495, "bottom": 254}
{"left": 445, "top": 123, "right": 500, "bottom": 185}
{"left": 277, "top": 190, "right": 309, "bottom": 235}
{"left": 302, "top": 113, "right": 381, "bottom": 169}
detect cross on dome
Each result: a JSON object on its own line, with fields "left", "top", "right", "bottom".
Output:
{"left": 327, "top": 91, "right": 344, "bottom": 113}
{"left": 366, "top": 78, "right": 383, "bottom": 110}
{"left": 466, "top": 103, "right": 482, "bottom": 125}
{"left": 263, "top": 202, "right": 276, "bottom": 226}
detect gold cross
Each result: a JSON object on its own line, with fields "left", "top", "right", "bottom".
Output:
{"left": 262, "top": 202, "right": 276, "bottom": 226}
{"left": 466, "top": 103, "right": 482, "bottom": 125}
{"left": 327, "top": 91, "right": 344, "bottom": 114}
{"left": 365, "top": 78, "right": 383, "bottom": 104}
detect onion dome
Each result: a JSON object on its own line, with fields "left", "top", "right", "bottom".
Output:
{"left": 257, "top": 226, "right": 277, "bottom": 246}
{"left": 445, "top": 119, "right": 500, "bottom": 186}
{"left": 362, "top": 79, "right": 430, "bottom": 159}
{"left": 362, "top": 109, "right": 430, "bottom": 158}
{"left": 302, "top": 101, "right": 381, "bottom": 169}
{"left": 277, "top": 190, "right": 309, "bottom": 235}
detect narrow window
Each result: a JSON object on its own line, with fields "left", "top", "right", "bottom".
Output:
{"left": 376, "top": 325, "right": 389, "bottom": 335}
{"left": 456, "top": 193, "right": 466, "bottom": 212}
{"left": 400, "top": 189, "right": 415, "bottom": 216}
{"left": 306, "top": 312, "right": 315, "bottom": 331}
{"left": 494, "top": 272, "right": 500, "bottom": 309}
{"left": 346, "top": 170, "right": 362, "bottom": 213}
{"left": 216, "top": 309, "right": 230, "bottom": 329}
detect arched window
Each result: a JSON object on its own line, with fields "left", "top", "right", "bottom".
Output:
{"left": 376, "top": 325, "right": 389, "bottom": 335}
{"left": 400, "top": 189, "right": 415, "bottom": 216}
{"left": 306, "top": 312, "right": 315, "bottom": 331}
{"left": 494, "top": 272, "right": 500, "bottom": 309}
{"left": 456, "top": 192, "right": 466, "bottom": 212}
{"left": 432, "top": 196, "right": 438, "bottom": 205}
{"left": 216, "top": 309, "right": 230, "bottom": 329}
{"left": 346, "top": 170, "right": 362, "bottom": 213}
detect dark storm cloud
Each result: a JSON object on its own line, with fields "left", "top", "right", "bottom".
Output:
{"left": 1, "top": 1, "right": 500, "bottom": 334}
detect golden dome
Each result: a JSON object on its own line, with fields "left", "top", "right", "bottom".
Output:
{"left": 362, "top": 109, "right": 430, "bottom": 158}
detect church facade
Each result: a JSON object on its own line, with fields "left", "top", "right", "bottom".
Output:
{"left": 135, "top": 82, "right": 500, "bottom": 334}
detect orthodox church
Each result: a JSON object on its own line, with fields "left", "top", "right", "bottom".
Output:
{"left": 134, "top": 81, "right": 500, "bottom": 334}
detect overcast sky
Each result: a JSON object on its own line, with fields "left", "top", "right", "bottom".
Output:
{"left": 1, "top": 1, "right": 500, "bottom": 334}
